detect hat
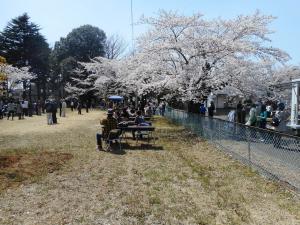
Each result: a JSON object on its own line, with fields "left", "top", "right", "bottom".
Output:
{"left": 107, "top": 109, "right": 113, "bottom": 115}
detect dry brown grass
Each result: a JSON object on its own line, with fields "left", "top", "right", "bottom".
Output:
{"left": 0, "top": 110, "right": 299, "bottom": 225}
{"left": 0, "top": 151, "right": 72, "bottom": 193}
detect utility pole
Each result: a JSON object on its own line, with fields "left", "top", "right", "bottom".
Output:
{"left": 131, "top": 0, "right": 134, "bottom": 55}
{"left": 131, "top": 0, "right": 138, "bottom": 108}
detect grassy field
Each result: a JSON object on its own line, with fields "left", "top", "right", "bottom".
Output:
{"left": 0, "top": 109, "right": 299, "bottom": 225}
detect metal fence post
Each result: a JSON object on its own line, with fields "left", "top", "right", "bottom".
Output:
{"left": 218, "top": 121, "right": 221, "bottom": 143}
{"left": 247, "top": 134, "right": 251, "bottom": 168}
{"left": 210, "top": 119, "right": 213, "bottom": 142}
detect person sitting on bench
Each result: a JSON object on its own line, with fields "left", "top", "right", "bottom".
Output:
{"left": 96, "top": 109, "right": 118, "bottom": 151}
{"left": 132, "top": 110, "right": 150, "bottom": 139}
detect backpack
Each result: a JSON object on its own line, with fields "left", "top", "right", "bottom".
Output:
{"left": 271, "top": 117, "right": 280, "bottom": 127}
{"left": 45, "top": 103, "right": 53, "bottom": 113}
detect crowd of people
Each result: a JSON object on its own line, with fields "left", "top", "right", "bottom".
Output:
{"left": 197, "top": 100, "right": 289, "bottom": 132}
{"left": 0, "top": 98, "right": 74, "bottom": 124}
{"left": 0, "top": 99, "right": 42, "bottom": 120}
{"left": 44, "top": 98, "right": 98, "bottom": 125}
{"left": 226, "top": 100, "right": 289, "bottom": 132}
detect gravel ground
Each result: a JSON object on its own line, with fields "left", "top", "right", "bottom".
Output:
{"left": 213, "top": 138, "right": 300, "bottom": 191}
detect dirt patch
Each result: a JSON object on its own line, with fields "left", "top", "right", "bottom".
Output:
{"left": 0, "top": 155, "right": 21, "bottom": 168}
{"left": 0, "top": 151, "right": 73, "bottom": 193}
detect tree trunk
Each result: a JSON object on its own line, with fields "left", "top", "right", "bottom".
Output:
{"left": 42, "top": 82, "right": 47, "bottom": 101}
{"left": 36, "top": 82, "right": 41, "bottom": 100}
{"left": 22, "top": 81, "right": 27, "bottom": 99}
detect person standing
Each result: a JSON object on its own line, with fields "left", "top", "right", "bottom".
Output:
{"left": 77, "top": 101, "right": 82, "bottom": 115}
{"left": 16, "top": 101, "right": 23, "bottom": 120}
{"left": 149, "top": 101, "right": 156, "bottom": 115}
{"left": 144, "top": 104, "right": 152, "bottom": 117}
{"left": 246, "top": 104, "right": 257, "bottom": 126}
{"left": 245, "top": 104, "right": 257, "bottom": 140}
{"left": 70, "top": 100, "right": 74, "bottom": 111}
{"left": 241, "top": 105, "right": 247, "bottom": 124}
{"left": 61, "top": 99, "right": 67, "bottom": 117}
{"left": 266, "top": 103, "right": 272, "bottom": 118}
{"left": 259, "top": 105, "right": 268, "bottom": 129}
{"left": 59, "top": 100, "right": 62, "bottom": 117}
{"left": 45, "top": 100, "right": 53, "bottom": 125}
{"left": 0, "top": 100, "right": 4, "bottom": 119}
{"left": 199, "top": 104, "right": 206, "bottom": 116}
{"left": 159, "top": 101, "right": 166, "bottom": 116}
{"left": 22, "top": 100, "right": 29, "bottom": 116}
{"left": 208, "top": 101, "right": 215, "bottom": 117}
{"left": 7, "top": 100, "right": 16, "bottom": 120}
{"left": 37, "top": 100, "right": 42, "bottom": 115}
{"left": 33, "top": 102, "right": 37, "bottom": 115}
{"left": 41, "top": 100, "right": 45, "bottom": 114}
{"left": 86, "top": 101, "right": 89, "bottom": 113}
{"left": 227, "top": 109, "right": 236, "bottom": 137}
{"left": 28, "top": 101, "right": 33, "bottom": 117}
{"left": 99, "top": 99, "right": 105, "bottom": 110}
{"left": 52, "top": 100, "right": 58, "bottom": 124}
{"left": 228, "top": 109, "right": 236, "bottom": 123}
{"left": 20, "top": 100, "right": 24, "bottom": 119}
{"left": 33, "top": 102, "right": 39, "bottom": 115}
{"left": 236, "top": 101, "right": 243, "bottom": 123}
{"left": 273, "top": 108, "right": 289, "bottom": 148}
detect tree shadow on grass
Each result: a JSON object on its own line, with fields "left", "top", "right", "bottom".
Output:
{"left": 104, "top": 142, "right": 163, "bottom": 155}
{"left": 121, "top": 143, "right": 164, "bottom": 151}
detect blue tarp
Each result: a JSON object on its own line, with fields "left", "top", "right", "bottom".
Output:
{"left": 108, "top": 95, "right": 123, "bottom": 102}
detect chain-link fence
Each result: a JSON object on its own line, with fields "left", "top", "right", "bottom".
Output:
{"left": 165, "top": 107, "right": 300, "bottom": 191}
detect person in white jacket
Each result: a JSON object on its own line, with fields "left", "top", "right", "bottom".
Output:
{"left": 246, "top": 104, "right": 257, "bottom": 126}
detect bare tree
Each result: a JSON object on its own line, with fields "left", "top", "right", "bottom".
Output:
{"left": 105, "top": 34, "right": 128, "bottom": 59}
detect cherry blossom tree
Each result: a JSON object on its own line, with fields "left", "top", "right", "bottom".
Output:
{"left": 1, "top": 64, "right": 35, "bottom": 94}
{"left": 65, "top": 10, "right": 293, "bottom": 105}
{"left": 226, "top": 59, "right": 300, "bottom": 100}
{"left": 133, "top": 10, "right": 290, "bottom": 102}
{"left": 65, "top": 57, "right": 121, "bottom": 99}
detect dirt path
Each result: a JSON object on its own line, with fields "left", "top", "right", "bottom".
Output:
{"left": 0, "top": 110, "right": 299, "bottom": 224}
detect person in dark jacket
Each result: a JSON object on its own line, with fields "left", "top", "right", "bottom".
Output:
{"left": 77, "top": 101, "right": 82, "bottom": 115}
{"left": 7, "top": 100, "right": 16, "bottom": 120}
{"left": 96, "top": 109, "right": 118, "bottom": 151}
{"left": 236, "top": 101, "right": 243, "bottom": 123}
{"left": 16, "top": 101, "right": 23, "bottom": 120}
{"left": 241, "top": 106, "right": 247, "bottom": 124}
{"left": 59, "top": 100, "right": 62, "bottom": 117}
{"left": 86, "top": 101, "right": 90, "bottom": 113}
{"left": 121, "top": 107, "right": 130, "bottom": 121}
{"left": 52, "top": 100, "right": 58, "bottom": 124}
{"left": 0, "top": 100, "right": 4, "bottom": 119}
{"left": 208, "top": 101, "right": 215, "bottom": 117}
{"left": 259, "top": 104, "right": 268, "bottom": 129}
{"left": 199, "top": 104, "right": 206, "bottom": 116}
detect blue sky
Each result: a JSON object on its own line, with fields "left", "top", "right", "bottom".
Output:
{"left": 1, "top": 0, "right": 300, "bottom": 64}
